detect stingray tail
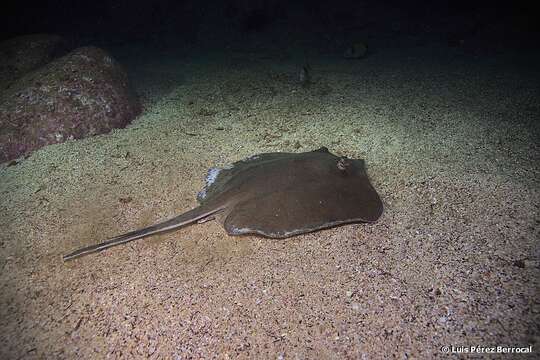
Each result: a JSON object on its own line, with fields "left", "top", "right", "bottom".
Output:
{"left": 62, "top": 206, "right": 223, "bottom": 262}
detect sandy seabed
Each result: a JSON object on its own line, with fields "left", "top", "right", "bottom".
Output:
{"left": 0, "top": 41, "right": 539, "bottom": 359}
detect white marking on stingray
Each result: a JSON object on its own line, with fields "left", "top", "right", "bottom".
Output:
{"left": 197, "top": 167, "right": 222, "bottom": 200}
{"left": 229, "top": 227, "right": 253, "bottom": 235}
{"left": 245, "top": 155, "right": 260, "bottom": 162}
{"left": 206, "top": 167, "right": 221, "bottom": 185}
{"left": 230, "top": 226, "right": 302, "bottom": 237}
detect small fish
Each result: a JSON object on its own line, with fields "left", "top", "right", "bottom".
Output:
{"left": 299, "top": 63, "right": 311, "bottom": 87}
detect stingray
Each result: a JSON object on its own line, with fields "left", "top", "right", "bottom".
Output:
{"left": 63, "top": 147, "right": 383, "bottom": 261}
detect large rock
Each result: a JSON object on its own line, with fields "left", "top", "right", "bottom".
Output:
{"left": 0, "top": 46, "right": 141, "bottom": 163}
{"left": 0, "top": 34, "right": 69, "bottom": 88}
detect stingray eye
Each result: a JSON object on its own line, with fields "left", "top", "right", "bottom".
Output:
{"left": 337, "top": 158, "right": 351, "bottom": 173}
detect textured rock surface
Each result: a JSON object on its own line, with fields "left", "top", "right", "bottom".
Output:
{"left": 0, "top": 34, "right": 69, "bottom": 87}
{"left": 0, "top": 46, "right": 141, "bottom": 163}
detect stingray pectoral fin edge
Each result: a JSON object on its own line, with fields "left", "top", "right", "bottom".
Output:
{"left": 62, "top": 206, "right": 224, "bottom": 262}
